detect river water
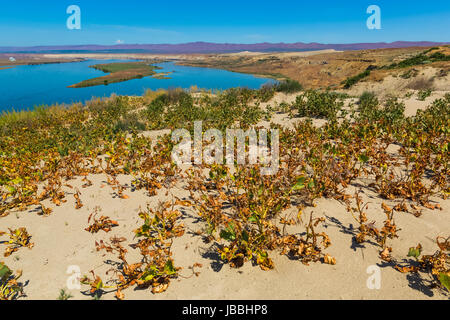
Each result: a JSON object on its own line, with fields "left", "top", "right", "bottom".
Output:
{"left": 0, "top": 60, "right": 276, "bottom": 112}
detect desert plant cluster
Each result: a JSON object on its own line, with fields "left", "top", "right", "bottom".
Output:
{"left": 0, "top": 79, "right": 448, "bottom": 299}
{"left": 343, "top": 47, "right": 450, "bottom": 88}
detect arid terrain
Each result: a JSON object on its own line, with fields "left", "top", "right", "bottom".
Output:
{"left": 179, "top": 46, "right": 450, "bottom": 91}
{"left": 4, "top": 45, "right": 447, "bottom": 94}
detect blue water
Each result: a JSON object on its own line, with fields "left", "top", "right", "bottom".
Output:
{"left": 0, "top": 60, "right": 276, "bottom": 112}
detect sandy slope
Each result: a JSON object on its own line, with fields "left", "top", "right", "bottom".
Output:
{"left": 42, "top": 50, "right": 337, "bottom": 62}
{"left": 0, "top": 92, "right": 448, "bottom": 300}
{"left": 221, "top": 49, "right": 339, "bottom": 57}
{"left": 1, "top": 171, "right": 448, "bottom": 300}
{"left": 347, "top": 68, "right": 450, "bottom": 97}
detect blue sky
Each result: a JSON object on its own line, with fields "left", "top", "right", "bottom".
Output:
{"left": 0, "top": 0, "right": 449, "bottom": 46}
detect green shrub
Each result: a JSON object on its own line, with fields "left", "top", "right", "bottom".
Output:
{"left": 413, "top": 93, "right": 450, "bottom": 132}
{"left": 357, "top": 91, "right": 379, "bottom": 119}
{"left": 114, "top": 113, "right": 146, "bottom": 133}
{"left": 359, "top": 91, "right": 378, "bottom": 108}
{"left": 417, "top": 89, "right": 432, "bottom": 101}
{"left": 429, "top": 52, "right": 450, "bottom": 61}
{"left": 275, "top": 80, "right": 303, "bottom": 93}
{"left": 144, "top": 87, "right": 265, "bottom": 131}
{"left": 386, "top": 54, "right": 429, "bottom": 69}
{"left": 257, "top": 84, "right": 276, "bottom": 102}
{"left": 294, "top": 90, "right": 344, "bottom": 120}
{"left": 343, "top": 70, "right": 371, "bottom": 89}
{"left": 356, "top": 93, "right": 404, "bottom": 125}
{"left": 385, "top": 51, "right": 449, "bottom": 69}
{"left": 400, "top": 69, "right": 418, "bottom": 79}
{"left": 383, "top": 97, "right": 405, "bottom": 125}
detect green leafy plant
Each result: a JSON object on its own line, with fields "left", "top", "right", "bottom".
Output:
{"left": 343, "top": 70, "right": 371, "bottom": 88}
{"left": 57, "top": 288, "right": 73, "bottom": 300}
{"left": 417, "top": 89, "right": 432, "bottom": 101}
{"left": 0, "top": 262, "right": 24, "bottom": 300}
{"left": 275, "top": 79, "right": 303, "bottom": 93}
{"left": 395, "top": 237, "right": 449, "bottom": 293}
{"left": 293, "top": 90, "right": 344, "bottom": 120}
{"left": 0, "top": 228, "right": 34, "bottom": 257}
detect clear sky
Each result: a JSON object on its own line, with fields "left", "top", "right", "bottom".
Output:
{"left": 0, "top": 0, "right": 449, "bottom": 46}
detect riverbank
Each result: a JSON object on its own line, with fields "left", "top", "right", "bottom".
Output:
{"left": 0, "top": 60, "right": 275, "bottom": 112}
{"left": 0, "top": 54, "right": 85, "bottom": 68}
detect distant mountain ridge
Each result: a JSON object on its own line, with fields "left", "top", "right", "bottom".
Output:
{"left": 0, "top": 41, "right": 448, "bottom": 54}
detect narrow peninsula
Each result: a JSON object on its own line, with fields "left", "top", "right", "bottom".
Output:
{"left": 68, "top": 61, "right": 169, "bottom": 88}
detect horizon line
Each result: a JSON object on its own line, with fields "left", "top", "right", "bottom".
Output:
{"left": 1, "top": 40, "right": 449, "bottom": 48}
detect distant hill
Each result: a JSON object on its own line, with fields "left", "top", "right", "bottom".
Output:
{"left": 0, "top": 41, "right": 448, "bottom": 54}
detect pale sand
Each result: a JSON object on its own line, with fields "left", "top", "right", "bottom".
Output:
{"left": 221, "top": 49, "right": 339, "bottom": 57}
{"left": 42, "top": 53, "right": 210, "bottom": 61}
{"left": 42, "top": 50, "right": 338, "bottom": 63}
{"left": 347, "top": 67, "right": 450, "bottom": 97}
{"left": 0, "top": 92, "right": 448, "bottom": 300}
